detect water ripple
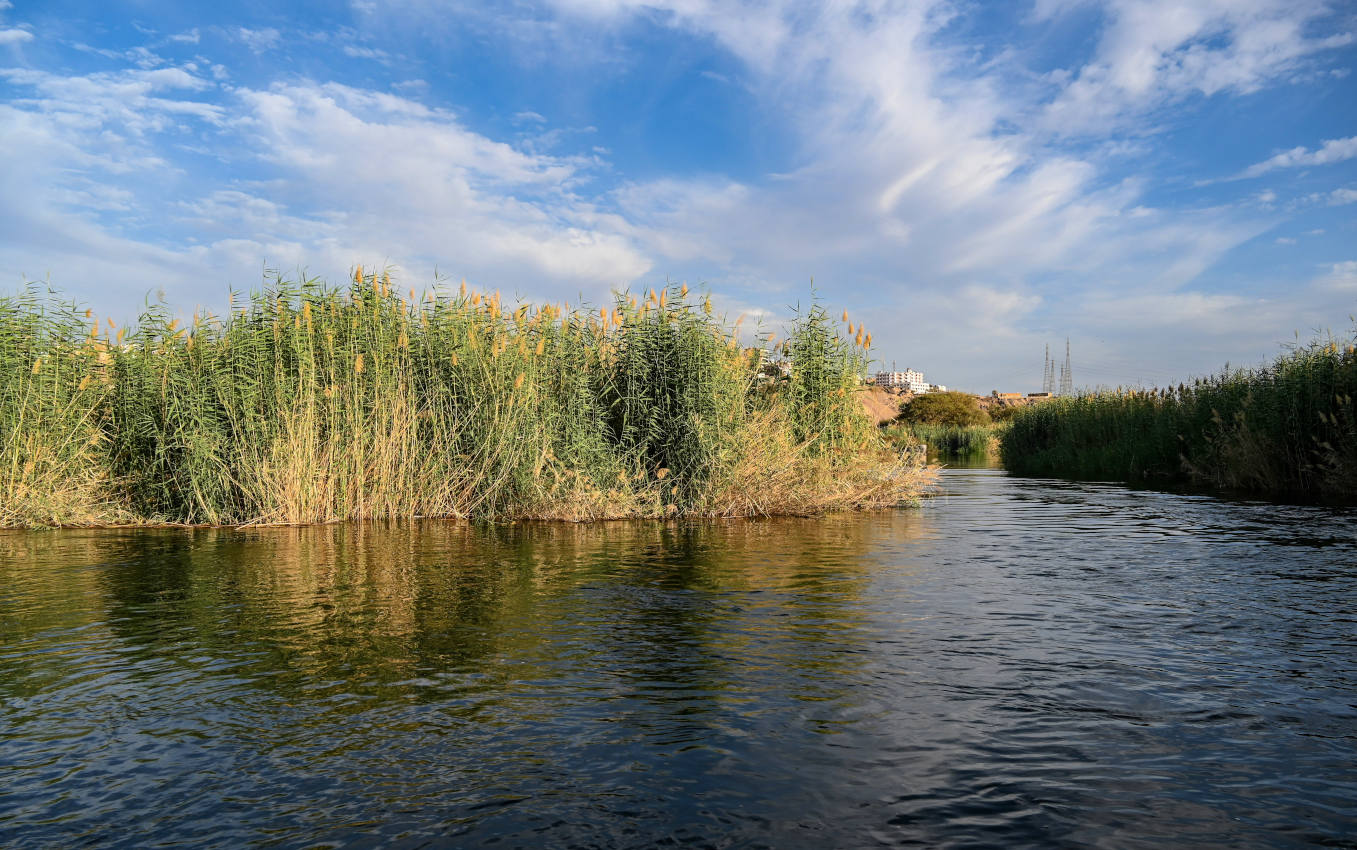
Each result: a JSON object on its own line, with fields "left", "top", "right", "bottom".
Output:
{"left": 1, "top": 468, "right": 1354, "bottom": 848}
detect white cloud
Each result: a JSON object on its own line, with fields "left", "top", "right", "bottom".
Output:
{"left": 1239, "top": 135, "right": 1357, "bottom": 178}
{"left": 483, "top": 0, "right": 1329, "bottom": 387}
{"left": 1079, "top": 290, "right": 1265, "bottom": 335}
{"left": 0, "top": 66, "right": 222, "bottom": 141}
{"left": 0, "top": 27, "right": 33, "bottom": 45}
{"left": 4, "top": 0, "right": 1353, "bottom": 388}
{"left": 235, "top": 83, "right": 649, "bottom": 291}
{"left": 233, "top": 27, "right": 281, "bottom": 53}
{"left": 1037, "top": 0, "right": 1351, "bottom": 137}
{"left": 169, "top": 29, "right": 201, "bottom": 45}
{"left": 1, "top": 68, "right": 650, "bottom": 315}
{"left": 341, "top": 44, "right": 389, "bottom": 60}
{"left": 1318, "top": 260, "right": 1357, "bottom": 292}
{"left": 1325, "top": 187, "right": 1357, "bottom": 205}
{"left": 1298, "top": 186, "right": 1357, "bottom": 207}
{"left": 540, "top": 0, "right": 1269, "bottom": 303}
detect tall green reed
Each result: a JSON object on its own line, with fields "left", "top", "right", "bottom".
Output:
{"left": 885, "top": 422, "right": 1004, "bottom": 461}
{"left": 0, "top": 285, "right": 114, "bottom": 526}
{"left": 1, "top": 274, "right": 927, "bottom": 526}
{"left": 1000, "top": 335, "right": 1357, "bottom": 497}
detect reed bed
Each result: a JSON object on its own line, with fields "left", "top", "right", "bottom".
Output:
{"left": 884, "top": 422, "right": 1004, "bottom": 461}
{"left": 1000, "top": 335, "right": 1357, "bottom": 498}
{"left": 0, "top": 274, "right": 929, "bottom": 527}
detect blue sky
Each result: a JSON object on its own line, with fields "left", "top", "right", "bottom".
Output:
{"left": 1, "top": 0, "right": 1354, "bottom": 392}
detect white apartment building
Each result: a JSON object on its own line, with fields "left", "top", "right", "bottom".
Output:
{"left": 874, "top": 369, "right": 929, "bottom": 394}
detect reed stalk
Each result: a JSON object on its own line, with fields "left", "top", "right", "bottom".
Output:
{"left": 885, "top": 422, "right": 1005, "bottom": 460}
{"left": 999, "top": 335, "right": 1357, "bottom": 498}
{"left": 0, "top": 275, "right": 929, "bottom": 526}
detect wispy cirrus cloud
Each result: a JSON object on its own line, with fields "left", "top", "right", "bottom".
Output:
{"left": 1, "top": 59, "right": 649, "bottom": 310}
{"left": 1238, "top": 135, "right": 1357, "bottom": 178}
{"left": 231, "top": 26, "right": 281, "bottom": 53}
{"left": 403, "top": 0, "right": 1350, "bottom": 383}
{"left": 2, "top": 0, "right": 1354, "bottom": 389}
{"left": 1033, "top": 0, "right": 1352, "bottom": 136}
{"left": 508, "top": 0, "right": 1279, "bottom": 298}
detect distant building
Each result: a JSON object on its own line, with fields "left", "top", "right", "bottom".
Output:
{"left": 929, "top": 384, "right": 947, "bottom": 393}
{"left": 875, "top": 369, "right": 928, "bottom": 394}
{"left": 1027, "top": 392, "right": 1052, "bottom": 399}
{"left": 756, "top": 357, "right": 791, "bottom": 383}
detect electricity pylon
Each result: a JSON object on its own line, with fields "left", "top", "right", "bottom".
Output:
{"left": 1058, "top": 338, "right": 1073, "bottom": 396}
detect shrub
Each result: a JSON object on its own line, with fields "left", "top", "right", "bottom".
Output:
{"left": 899, "top": 391, "right": 990, "bottom": 427}
{"left": 987, "top": 403, "right": 1019, "bottom": 423}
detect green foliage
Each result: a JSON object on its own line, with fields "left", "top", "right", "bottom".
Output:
{"left": 1000, "top": 336, "right": 1357, "bottom": 497}
{"left": 899, "top": 391, "right": 990, "bottom": 427}
{"left": 884, "top": 421, "right": 1004, "bottom": 461}
{"left": 0, "top": 275, "right": 927, "bottom": 527}
{"left": 605, "top": 287, "right": 748, "bottom": 508}
{"left": 987, "top": 403, "right": 1019, "bottom": 423}
{"left": 785, "top": 304, "right": 875, "bottom": 454}
{"left": 0, "top": 286, "right": 117, "bottom": 526}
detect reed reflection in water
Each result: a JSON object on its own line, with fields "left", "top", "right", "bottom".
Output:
{"left": 1, "top": 470, "right": 1354, "bottom": 848}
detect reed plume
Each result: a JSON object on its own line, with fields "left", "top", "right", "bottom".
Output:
{"left": 0, "top": 275, "right": 928, "bottom": 526}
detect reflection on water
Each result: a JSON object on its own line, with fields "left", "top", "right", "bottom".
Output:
{"left": 1, "top": 470, "right": 1354, "bottom": 848}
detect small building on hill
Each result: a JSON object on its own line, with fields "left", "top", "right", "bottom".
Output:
{"left": 875, "top": 369, "right": 928, "bottom": 394}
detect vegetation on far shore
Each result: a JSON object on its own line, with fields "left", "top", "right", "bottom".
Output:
{"left": 1000, "top": 333, "right": 1357, "bottom": 498}
{"left": 0, "top": 273, "right": 931, "bottom": 528}
{"left": 886, "top": 422, "right": 1005, "bottom": 461}
{"left": 898, "top": 390, "right": 992, "bottom": 428}
{"left": 882, "top": 390, "right": 1005, "bottom": 462}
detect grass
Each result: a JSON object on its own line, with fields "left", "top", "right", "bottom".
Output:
{"left": 0, "top": 274, "right": 930, "bottom": 527}
{"left": 999, "top": 333, "right": 1357, "bottom": 498}
{"left": 884, "top": 421, "right": 1005, "bottom": 462}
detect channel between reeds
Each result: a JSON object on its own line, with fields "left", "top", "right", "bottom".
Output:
{"left": 1, "top": 273, "right": 930, "bottom": 527}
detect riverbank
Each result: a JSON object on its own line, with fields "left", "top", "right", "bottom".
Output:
{"left": 999, "top": 333, "right": 1357, "bottom": 499}
{"left": 0, "top": 275, "right": 929, "bottom": 528}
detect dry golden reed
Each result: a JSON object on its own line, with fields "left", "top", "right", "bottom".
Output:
{"left": 0, "top": 273, "right": 929, "bottom": 527}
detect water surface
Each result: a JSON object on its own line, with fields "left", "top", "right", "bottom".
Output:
{"left": 2, "top": 468, "right": 1354, "bottom": 848}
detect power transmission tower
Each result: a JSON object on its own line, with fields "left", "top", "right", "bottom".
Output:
{"left": 1042, "top": 344, "right": 1055, "bottom": 394}
{"left": 1059, "top": 338, "right": 1073, "bottom": 396}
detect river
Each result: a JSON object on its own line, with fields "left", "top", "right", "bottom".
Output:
{"left": 1, "top": 467, "right": 1354, "bottom": 848}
